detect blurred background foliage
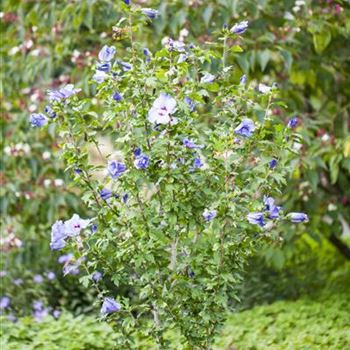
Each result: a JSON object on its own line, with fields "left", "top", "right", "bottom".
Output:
{"left": 1, "top": 0, "right": 349, "bottom": 347}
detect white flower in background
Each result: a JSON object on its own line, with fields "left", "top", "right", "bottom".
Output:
{"left": 322, "top": 215, "right": 333, "bottom": 225}
{"left": 72, "top": 49, "right": 80, "bottom": 58}
{"left": 292, "top": 1, "right": 305, "bottom": 13}
{"left": 8, "top": 143, "right": 31, "bottom": 156}
{"left": 4, "top": 146, "right": 11, "bottom": 155}
{"left": 8, "top": 47, "right": 20, "bottom": 55}
{"left": 28, "top": 104, "right": 37, "bottom": 112}
{"left": 284, "top": 12, "right": 295, "bottom": 20}
{"left": 30, "top": 49, "right": 40, "bottom": 56}
{"left": 165, "top": 67, "right": 177, "bottom": 77}
{"left": 321, "top": 133, "right": 330, "bottom": 142}
{"left": 161, "top": 36, "right": 170, "bottom": 46}
{"left": 293, "top": 142, "right": 303, "bottom": 151}
{"left": 179, "top": 28, "right": 189, "bottom": 41}
{"left": 43, "top": 179, "right": 52, "bottom": 187}
{"left": 54, "top": 179, "right": 64, "bottom": 187}
{"left": 42, "top": 151, "right": 51, "bottom": 160}
{"left": 23, "top": 40, "right": 33, "bottom": 49}
{"left": 328, "top": 203, "right": 337, "bottom": 212}
{"left": 30, "top": 91, "right": 41, "bottom": 102}
{"left": 14, "top": 143, "right": 23, "bottom": 151}
{"left": 22, "top": 144, "right": 30, "bottom": 154}
{"left": 71, "top": 50, "right": 81, "bottom": 63}
{"left": 258, "top": 83, "right": 272, "bottom": 94}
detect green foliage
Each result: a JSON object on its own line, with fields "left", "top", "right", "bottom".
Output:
{"left": 217, "top": 260, "right": 350, "bottom": 349}
{"left": 216, "top": 290, "right": 350, "bottom": 350}
{"left": 2, "top": 235, "right": 348, "bottom": 349}
{"left": 0, "top": 313, "right": 117, "bottom": 350}
{"left": 0, "top": 0, "right": 121, "bottom": 315}
{"left": 149, "top": 0, "right": 350, "bottom": 249}
{"left": 3, "top": 265, "right": 349, "bottom": 350}
{"left": 0, "top": 267, "right": 98, "bottom": 317}
{"left": 238, "top": 237, "right": 349, "bottom": 308}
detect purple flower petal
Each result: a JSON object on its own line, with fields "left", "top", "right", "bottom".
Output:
{"left": 108, "top": 160, "right": 126, "bottom": 179}
{"left": 134, "top": 154, "right": 150, "bottom": 169}
{"left": 247, "top": 212, "right": 265, "bottom": 227}
{"left": 234, "top": 119, "right": 255, "bottom": 137}
{"left": 141, "top": 8, "right": 159, "bottom": 19}
{"left": 230, "top": 21, "right": 248, "bottom": 35}
{"left": 29, "top": 113, "right": 48, "bottom": 127}
{"left": 288, "top": 117, "right": 298, "bottom": 128}
{"left": 203, "top": 209, "right": 217, "bottom": 222}
{"left": 98, "top": 46, "right": 116, "bottom": 62}
{"left": 100, "top": 297, "right": 121, "bottom": 314}
{"left": 288, "top": 212, "right": 308, "bottom": 223}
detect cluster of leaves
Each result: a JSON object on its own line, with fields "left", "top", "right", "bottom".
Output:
{"left": 237, "top": 236, "right": 349, "bottom": 308}
{"left": 0, "top": 266, "right": 98, "bottom": 320}
{"left": 216, "top": 287, "right": 350, "bottom": 350}
{"left": 146, "top": 0, "right": 350, "bottom": 261}
{"left": 2, "top": 263, "right": 348, "bottom": 350}
{"left": 0, "top": 312, "right": 118, "bottom": 350}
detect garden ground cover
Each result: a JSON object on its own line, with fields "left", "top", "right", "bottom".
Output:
{"left": 215, "top": 291, "right": 350, "bottom": 350}
{"left": 2, "top": 267, "right": 349, "bottom": 350}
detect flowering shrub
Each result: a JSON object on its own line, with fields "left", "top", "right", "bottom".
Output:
{"left": 2, "top": 0, "right": 348, "bottom": 328}
{"left": 33, "top": 3, "right": 307, "bottom": 348}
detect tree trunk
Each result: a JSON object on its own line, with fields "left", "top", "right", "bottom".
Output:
{"left": 328, "top": 233, "right": 350, "bottom": 260}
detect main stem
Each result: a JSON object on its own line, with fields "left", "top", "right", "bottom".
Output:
{"left": 222, "top": 35, "right": 228, "bottom": 68}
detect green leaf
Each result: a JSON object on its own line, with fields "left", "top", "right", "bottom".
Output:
{"left": 236, "top": 53, "right": 249, "bottom": 73}
{"left": 231, "top": 45, "right": 243, "bottom": 53}
{"left": 313, "top": 30, "right": 331, "bottom": 54}
{"left": 280, "top": 50, "right": 293, "bottom": 71}
{"left": 329, "top": 155, "right": 340, "bottom": 184}
{"left": 257, "top": 49, "right": 270, "bottom": 72}
{"left": 202, "top": 5, "right": 213, "bottom": 28}
{"left": 270, "top": 249, "right": 285, "bottom": 270}
{"left": 306, "top": 170, "right": 319, "bottom": 192}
